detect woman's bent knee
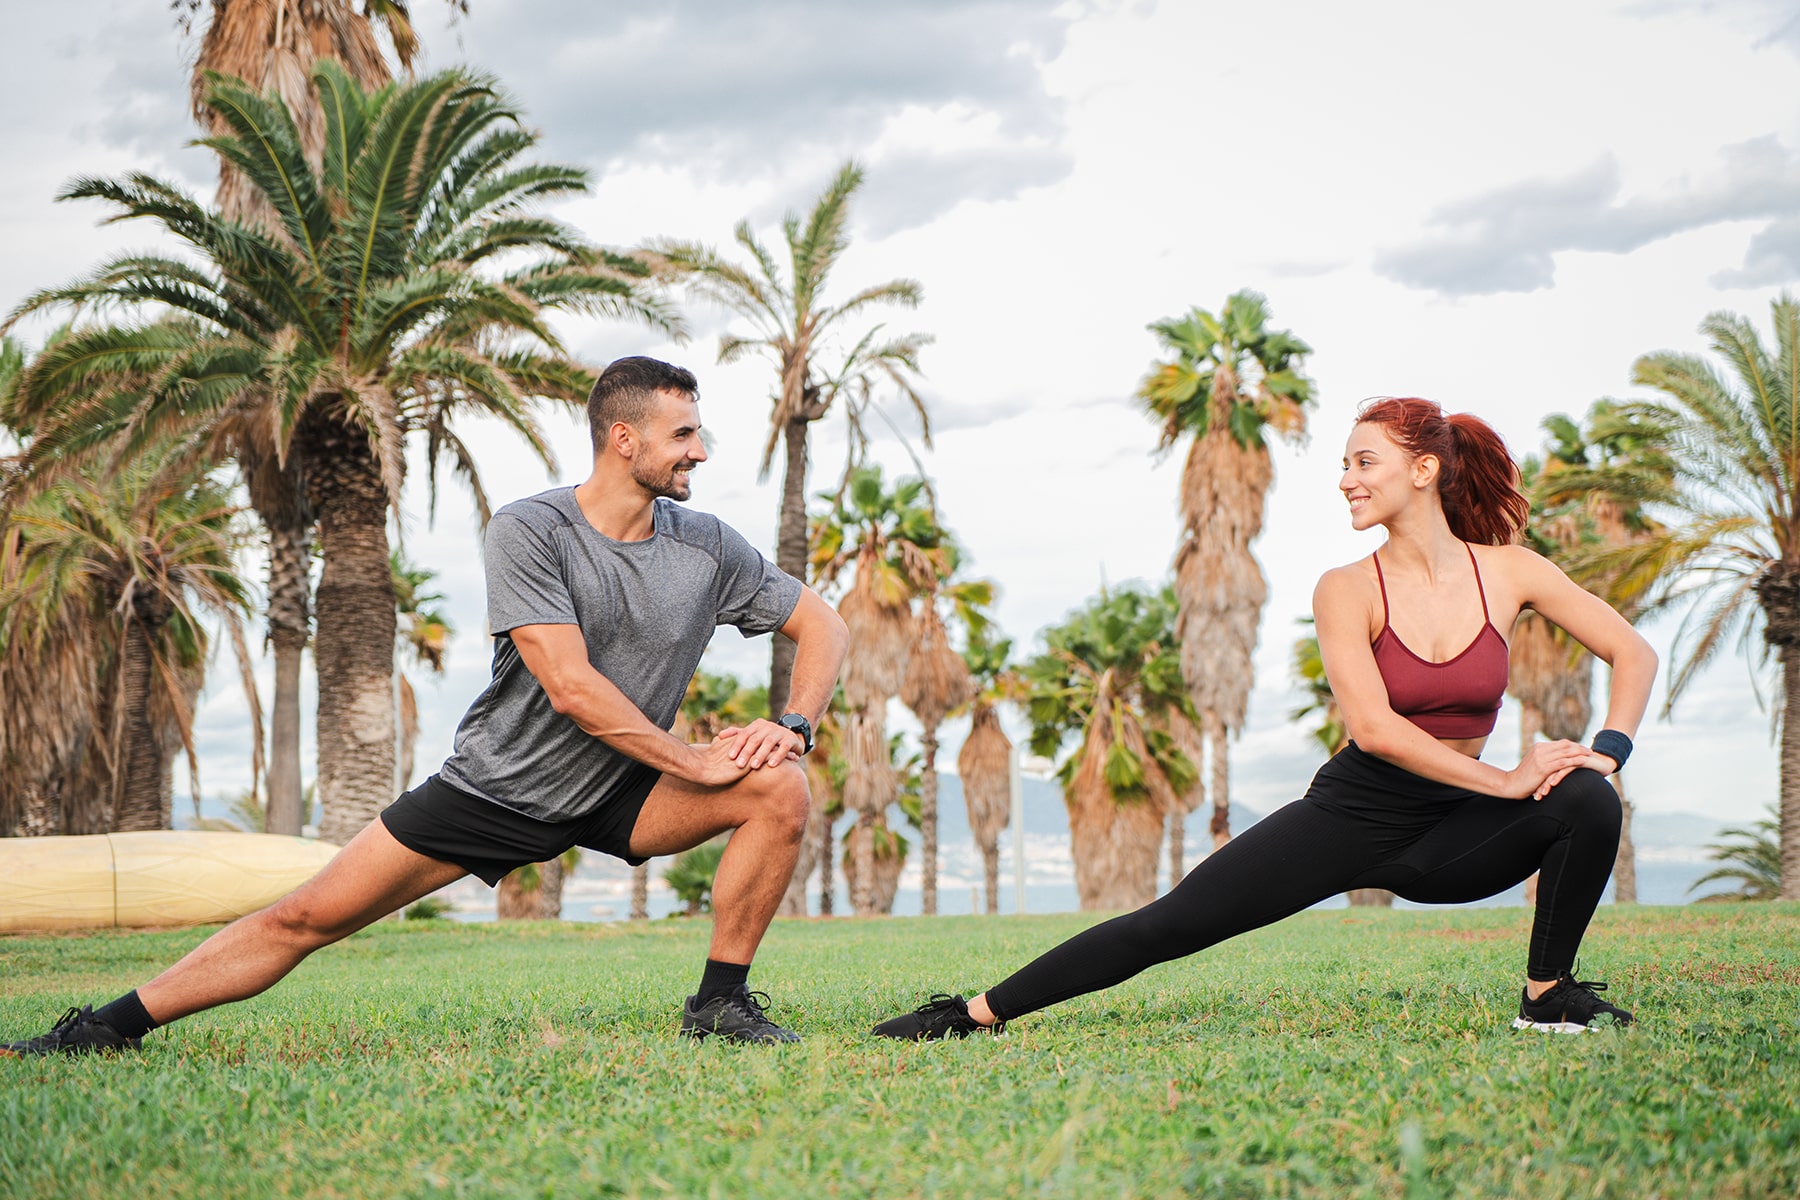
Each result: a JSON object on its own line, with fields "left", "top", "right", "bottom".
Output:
{"left": 1543, "top": 769, "right": 1621, "bottom": 834}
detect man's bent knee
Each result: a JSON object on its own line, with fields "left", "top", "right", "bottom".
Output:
{"left": 739, "top": 760, "right": 810, "bottom": 842}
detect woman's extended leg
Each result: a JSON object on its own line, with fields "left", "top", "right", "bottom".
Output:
{"left": 975, "top": 798, "right": 1375, "bottom": 1023}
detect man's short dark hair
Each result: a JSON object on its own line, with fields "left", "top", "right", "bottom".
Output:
{"left": 587, "top": 357, "right": 698, "bottom": 450}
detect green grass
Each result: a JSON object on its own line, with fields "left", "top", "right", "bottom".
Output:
{"left": 3, "top": 903, "right": 1798, "bottom": 1199}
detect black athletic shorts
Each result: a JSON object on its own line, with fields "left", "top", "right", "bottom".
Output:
{"left": 379, "top": 768, "right": 661, "bottom": 886}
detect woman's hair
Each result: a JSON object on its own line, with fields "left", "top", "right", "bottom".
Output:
{"left": 1355, "top": 397, "right": 1528, "bottom": 546}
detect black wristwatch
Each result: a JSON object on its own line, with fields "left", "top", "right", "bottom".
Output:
{"left": 776, "top": 712, "right": 814, "bottom": 755}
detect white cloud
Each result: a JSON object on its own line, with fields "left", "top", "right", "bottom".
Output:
{"left": 1375, "top": 138, "right": 1800, "bottom": 295}
{"left": 410, "top": 0, "right": 1077, "bottom": 224}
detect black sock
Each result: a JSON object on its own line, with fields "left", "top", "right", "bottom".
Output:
{"left": 695, "top": 959, "right": 750, "bottom": 1003}
{"left": 94, "top": 991, "right": 160, "bottom": 1040}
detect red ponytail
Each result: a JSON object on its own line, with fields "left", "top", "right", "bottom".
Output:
{"left": 1356, "top": 398, "right": 1527, "bottom": 546}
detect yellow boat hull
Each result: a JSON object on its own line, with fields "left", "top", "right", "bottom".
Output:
{"left": 0, "top": 831, "right": 341, "bottom": 933}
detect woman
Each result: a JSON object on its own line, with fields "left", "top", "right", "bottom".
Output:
{"left": 874, "top": 398, "right": 1657, "bottom": 1040}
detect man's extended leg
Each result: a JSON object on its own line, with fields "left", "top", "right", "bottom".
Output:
{"left": 3, "top": 818, "right": 470, "bottom": 1056}
{"left": 137, "top": 818, "right": 469, "bottom": 1024}
{"left": 627, "top": 759, "right": 809, "bottom": 1042}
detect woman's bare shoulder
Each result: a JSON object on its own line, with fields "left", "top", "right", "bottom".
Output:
{"left": 1313, "top": 556, "right": 1378, "bottom": 606}
{"left": 1472, "top": 542, "right": 1559, "bottom": 581}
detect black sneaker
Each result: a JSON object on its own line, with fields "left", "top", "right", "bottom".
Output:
{"left": 679, "top": 987, "right": 800, "bottom": 1044}
{"left": 1, "top": 1006, "right": 143, "bottom": 1057}
{"left": 1513, "top": 973, "right": 1635, "bottom": 1033}
{"left": 872, "top": 994, "right": 1003, "bottom": 1041}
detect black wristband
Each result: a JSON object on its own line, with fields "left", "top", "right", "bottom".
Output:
{"left": 1590, "top": 729, "right": 1632, "bottom": 772}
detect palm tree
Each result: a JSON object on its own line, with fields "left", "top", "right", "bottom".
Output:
{"left": 1022, "top": 583, "right": 1197, "bottom": 911}
{"left": 1516, "top": 403, "right": 1678, "bottom": 903}
{"left": 899, "top": 553, "right": 988, "bottom": 915}
{"left": 838, "top": 733, "right": 921, "bottom": 915}
{"left": 651, "top": 162, "right": 930, "bottom": 717}
{"left": 810, "top": 465, "right": 948, "bottom": 914}
{"left": 178, "top": 0, "right": 463, "bottom": 831}
{"left": 796, "top": 694, "right": 849, "bottom": 917}
{"left": 1152, "top": 706, "right": 1206, "bottom": 891}
{"left": 392, "top": 552, "right": 451, "bottom": 791}
{"left": 1688, "top": 809, "right": 1781, "bottom": 901}
{"left": 1138, "top": 291, "right": 1315, "bottom": 851}
{"left": 1596, "top": 296, "right": 1800, "bottom": 898}
{"left": 179, "top": 0, "right": 457, "bottom": 221}
{"left": 496, "top": 847, "right": 579, "bottom": 920}
{"left": 0, "top": 412, "right": 258, "bottom": 835}
{"left": 6, "top": 63, "right": 670, "bottom": 845}
{"left": 1289, "top": 619, "right": 1348, "bottom": 759}
{"left": 955, "top": 625, "right": 1014, "bottom": 915}
{"left": 665, "top": 839, "right": 729, "bottom": 916}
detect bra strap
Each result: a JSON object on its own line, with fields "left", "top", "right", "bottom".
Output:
{"left": 1372, "top": 551, "right": 1391, "bottom": 626}
{"left": 1466, "top": 542, "right": 1491, "bottom": 622}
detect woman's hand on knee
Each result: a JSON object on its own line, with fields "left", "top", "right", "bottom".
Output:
{"left": 1535, "top": 750, "right": 1620, "bottom": 799}
{"left": 1502, "top": 739, "right": 1593, "bottom": 800}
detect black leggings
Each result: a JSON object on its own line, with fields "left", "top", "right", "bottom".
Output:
{"left": 984, "top": 743, "right": 1622, "bottom": 1022}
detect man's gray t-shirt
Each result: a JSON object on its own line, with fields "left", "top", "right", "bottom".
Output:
{"left": 438, "top": 488, "right": 801, "bottom": 821}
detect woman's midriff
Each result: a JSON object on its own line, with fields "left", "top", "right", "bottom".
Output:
{"left": 1441, "top": 735, "right": 1487, "bottom": 760}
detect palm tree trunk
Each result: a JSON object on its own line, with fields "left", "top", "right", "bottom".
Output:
{"left": 542, "top": 857, "right": 567, "bottom": 918}
{"left": 1519, "top": 702, "right": 1543, "bottom": 758}
{"left": 779, "top": 797, "right": 823, "bottom": 917}
{"left": 817, "top": 809, "right": 836, "bottom": 915}
{"left": 18, "top": 782, "right": 60, "bottom": 837}
{"left": 767, "top": 416, "right": 811, "bottom": 717}
{"left": 870, "top": 828, "right": 903, "bottom": 914}
{"left": 1519, "top": 704, "right": 1543, "bottom": 906}
{"left": 497, "top": 859, "right": 565, "bottom": 920}
{"left": 265, "top": 517, "right": 311, "bottom": 836}
{"left": 920, "top": 722, "right": 940, "bottom": 915}
{"left": 1782, "top": 646, "right": 1800, "bottom": 900}
{"left": 309, "top": 427, "right": 397, "bottom": 848}
{"left": 851, "top": 812, "right": 877, "bottom": 915}
{"left": 1205, "top": 712, "right": 1231, "bottom": 850}
{"left": 983, "top": 844, "right": 999, "bottom": 914}
{"left": 1167, "top": 805, "right": 1185, "bottom": 891}
{"left": 1612, "top": 772, "right": 1637, "bottom": 903}
{"left": 114, "top": 619, "right": 168, "bottom": 832}
{"left": 630, "top": 862, "right": 649, "bottom": 920}
{"left": 397, "top": 673, "right": 419, "bottom": 791}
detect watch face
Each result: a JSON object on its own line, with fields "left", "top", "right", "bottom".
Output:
{"left": 779, "top": 714, "right": 812, "bottom": 751}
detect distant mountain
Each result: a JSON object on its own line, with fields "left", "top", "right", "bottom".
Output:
{"left": 1628, "top": 809, "right": 1736, "bottom": 850}
{"left": 935, "top": 772, "right": 1261, "bottom": 845}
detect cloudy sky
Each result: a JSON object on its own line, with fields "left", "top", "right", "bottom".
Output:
{"left": 4, "top": 0, "right": 1796, "bottom": 826}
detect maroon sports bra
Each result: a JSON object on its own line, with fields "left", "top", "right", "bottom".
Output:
{"left": 1370, "top": 544, "right": 1508, "bottom": 739}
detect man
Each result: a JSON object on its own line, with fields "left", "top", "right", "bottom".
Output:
{"left": 4, "top": 357, "right": 849, "bottom": 1053}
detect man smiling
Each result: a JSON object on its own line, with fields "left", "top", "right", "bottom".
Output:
{"left": 4, "top": 357, "right": 848, "bottom": 1055}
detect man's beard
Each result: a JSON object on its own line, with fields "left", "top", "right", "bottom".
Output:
{"left": 633, "top": 458, "right": 694, "bottom": 500}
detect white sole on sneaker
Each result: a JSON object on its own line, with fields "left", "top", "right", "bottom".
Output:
{"left": 1511, "top": 1017, "right": 1595, "bottom": 1034}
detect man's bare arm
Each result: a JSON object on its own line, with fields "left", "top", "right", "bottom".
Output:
{"left": 507, "top": 623, "right": 747, "bottom": 787}
{"left": 779, "top": 585, "right": 849, "bottom": 730}
{"left": 717, "top": 586, "right": 849, "bottom": 769}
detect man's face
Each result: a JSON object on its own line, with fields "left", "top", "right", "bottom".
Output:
{"left": 626, "top": 389, "right": 708, "bottom": 501}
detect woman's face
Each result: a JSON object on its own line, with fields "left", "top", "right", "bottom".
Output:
{"left": 1340, "top": 421, "right": 1426, "bottom": 531}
